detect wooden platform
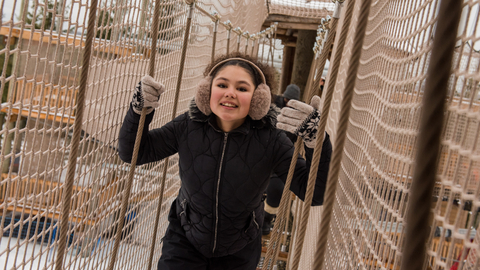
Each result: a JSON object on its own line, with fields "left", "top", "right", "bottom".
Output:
{"left": 0, "top": 173, "right": 118, "bottom": 225}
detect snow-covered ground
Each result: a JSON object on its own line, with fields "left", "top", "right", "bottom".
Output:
{"left": 1, "top": 235, "right": 158, "bottom": 270}
{"left": 1, "top": 235, "right": 78, "bottom": 270}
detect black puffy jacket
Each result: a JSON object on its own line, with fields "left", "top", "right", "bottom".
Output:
{"left": 118, "top": 100, "right": 332, "bottom": 258}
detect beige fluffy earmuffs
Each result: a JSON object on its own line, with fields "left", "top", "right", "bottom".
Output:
{"left": 194, "top": 58, "right": 272, "bottom": 120}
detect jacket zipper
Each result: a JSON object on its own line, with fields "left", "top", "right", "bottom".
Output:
{"left": 213, "top": 132, "right": 228, "bottom": 254}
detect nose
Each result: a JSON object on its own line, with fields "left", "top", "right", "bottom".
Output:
{"left": 224, "top": 86, "right": 236, "bottom": 98}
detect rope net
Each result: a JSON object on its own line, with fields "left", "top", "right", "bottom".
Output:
{"left": 0, "top": 0, "right": 269, "bottom": 269}
{"left": 317, "top": 0, "right": 480, "bottom": 269}
{"left": 0, "top": 0, "right": 479, "bottom": 270}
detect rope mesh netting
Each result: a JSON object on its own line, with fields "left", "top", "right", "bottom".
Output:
{"left": 0, "top": 0, "right": 479, "bottom": 270}
{"left": 0, "top": 0, "right": 271, "bottom": 269}
{"left": 320, "top": 1, "right": 480, "bottom": 269}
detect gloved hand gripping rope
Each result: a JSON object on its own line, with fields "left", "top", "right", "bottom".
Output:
{"left": 277, "top": 95, "right": 322, "bottom": 148}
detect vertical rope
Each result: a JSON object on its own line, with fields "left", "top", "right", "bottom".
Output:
{"left": 284, "top": 3, "right": 340, "bottom": 269}
{"left": 255, "top": 37, "right": 260, "bottom": 60}
{"left": 236, "top": 33, "right": 241, "bottom": 52}
{"left": 245, "top": 37, "right": 249, "bottom": 55}
{"left": 305, "top": 18, "right": 338, "bottom": 102}
{"left": 264, "top": 3, "right": 346, "bottom": 268}
{"left": 400, "top": 0, "right": 462, "bottom": 269}
{"left": 269, "top": 35, "right": 274, "bottom": 67}
{"left": 226, "top": 29, "right": 231, "bottom": 55}
{"left": 287, "top": 198, "right": 301, "bottom": 267}
{"left": 307, "top": 2, "right": 354, "bottom": 268}
{"left": 54, "top": 0, "right": 98, "bottom": 269}
{"left": 262, "top": 138, "right": 304, "bottom": 270}
{"left": 106, "top": 0, "right": 167, "bottom": 266}
{"left": 211, "top": 20, "right": 218, "bottom": 63}
{"left": 143, "top": 0, "right": 169, "bottom": 269}
{"left": 304, "top": 57, "right": 318, "bottom": 102}
{"left": 261, "top": 36, "right": 266, "bottom": 63}
{"left": 251, "top": 39, "right": 256, "bottom": 58}
{"left": 145, "top": 3, "right": 196, "bottom": 270}
{"left": 311, "top": 0, "right": 373, "bottom": 268}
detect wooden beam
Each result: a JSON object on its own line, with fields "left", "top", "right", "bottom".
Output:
{"left": 275, "top": 28, "right": 287, "bottom": 36}
{"left": 283, "top": 41, "right": 297, "bottom": 47}
{"left": 264, "top": 21, "right": 319, "bottom": 31}
{"left": 265, "top": 13, "right": 329, "bottom": 25}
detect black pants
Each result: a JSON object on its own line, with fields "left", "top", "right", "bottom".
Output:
{"left": 157, "top": 204, "right": 262, "bottom": 270}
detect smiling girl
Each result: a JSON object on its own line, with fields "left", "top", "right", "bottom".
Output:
{"left": 118, "top": 53, "right": 332, "bottom": 270}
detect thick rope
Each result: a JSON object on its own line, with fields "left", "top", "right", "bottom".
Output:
{"left": 312, "top": 0, "right": 372, "bottom": 269}
{"left": 286, "top": 197, "right": 301, "bottom": 267}
{"left": 262, "top": 138, "right": 304, "bottom": 270}
{"left": 244, "top": 37, "right": 249, "bottom": 55}
{"left": 269, "top": 35, "right": 274, "bottom": 66}
{"left": 288, "top": 10, "right": 341, "bottom": 270}
{"left": 226, "top": 29, "right": 231, "bottom": 55}
{"left": 54, "top": 0, "right": 98, "bottom": 269}
{"left": 306, "top": 18, "right": 338, "bottom": 102}
{"left": 400, "top": 0, "right": 462, "bottom": 269}
{"left": 304, "top": 59, "right": 318, "bottom": 102}
{"left": 261, "top": 36, "right": 266, "bottom": 63}
{"left": 264, "top": 6, "right": 344, "bottom": 269}
{"left": 308, "top": 2, "right": 354, "bottom": 268}
{"left": 145, "top": 4, "right": 196, "bottom": 270}
{"left": 237, "top": 33, "right": 241, "bottom": 52}
{"left": 212, "top": 21, "right": 218, "bottom": 63}
{"left": 251, "top": 39, "right": 256, "bottom": 58}
{"left": 143, "top": 0, "right": 167, "bottom": 269}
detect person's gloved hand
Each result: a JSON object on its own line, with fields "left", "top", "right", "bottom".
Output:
{"left": 277, "top": 95, "right": 321, "bottom": 148}
{"left": 131, "top": 75, "right": 165, "bottom": 115}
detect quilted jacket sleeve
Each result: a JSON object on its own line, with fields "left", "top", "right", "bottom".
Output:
{"left": 118, "top": 104, "right": 184, "bottom": 165}
{"left": 272, "top": 131, "right": 332, "bottom": 206}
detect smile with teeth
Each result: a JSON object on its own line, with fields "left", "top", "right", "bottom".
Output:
{"left": 221, "top": 102, "right": 237, "bottom": 108}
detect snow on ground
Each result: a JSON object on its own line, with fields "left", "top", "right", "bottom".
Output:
{"left": 1, "top": 236, "right": 155, "bottom": 270}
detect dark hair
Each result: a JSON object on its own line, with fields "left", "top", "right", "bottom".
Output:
{"left": 204, "top": 52, "right": 278, "bottom": 95}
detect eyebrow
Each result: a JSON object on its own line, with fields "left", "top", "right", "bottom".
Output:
{"left": 215, "top": 77, "right": 253, "bottom": 87}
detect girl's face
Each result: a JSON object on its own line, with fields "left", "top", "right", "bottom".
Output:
{"left": 210, "top": 65, "right": 255, "bottom": 132}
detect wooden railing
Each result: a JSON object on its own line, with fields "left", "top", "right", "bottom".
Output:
{"left": 13, "top": 80, "right": 78, "bottom": 116}
{"left": 0, "top": 174, "right": 119, "bottom": 225}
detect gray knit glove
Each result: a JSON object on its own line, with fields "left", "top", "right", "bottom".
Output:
{"left": 131, "top": 75, "right": 165, "bottom": 114}
{"left": 277, "top": 95, "right": 321, "bottom": 148}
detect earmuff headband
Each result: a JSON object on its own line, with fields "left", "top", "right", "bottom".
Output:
{"left": 207, "top": 58, "right": 266, "bottom": 84}
{"left": 196, "top": 57, "right": 272, "bottom": 120}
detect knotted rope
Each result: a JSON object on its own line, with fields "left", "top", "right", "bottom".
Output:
{"left": 400, "top": 0, "right": 461, "bottom": 269}
{"left": 264, "top": 2, "right": 346, "bottom": 269}
{"left": 288, "top": 2, "right": 345, "bottom": 270}
{"left": 312, "top": 0, "right": 373, "bottom": 268}
{"left": 55, "top": 0, "right": 98, "bottom": 269}
{"left": 106, "top": 0, "right": 167, "bottom": 268}
{"left": 309, "top": 2, "right": 355, "bottom": 268}
{"left": 262, "top": 138, "right": 303, "bottom": 270}
{"left": 305, "top": 18, "right": 338, "bottom": 102}
{"left": 145, "top": 2, "right": 196, "bottom": 270}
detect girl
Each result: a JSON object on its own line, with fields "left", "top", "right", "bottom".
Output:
{"left": 118, "top": 53, "right": 332, "bottom": 270}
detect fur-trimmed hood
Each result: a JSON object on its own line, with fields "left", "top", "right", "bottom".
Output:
{"left": 188, "top": 98, "right": 280, "bottom": 130}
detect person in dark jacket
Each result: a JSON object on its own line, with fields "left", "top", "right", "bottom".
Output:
{"left": 273, "top": 83, "right": 300, "bottom": 109}
{"left": 118, "top": 53, "right": 332, "bottom": 270}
